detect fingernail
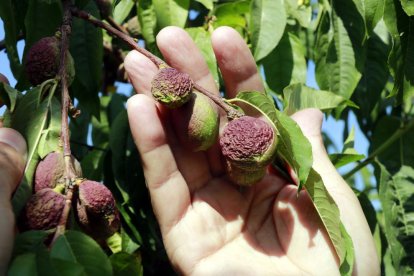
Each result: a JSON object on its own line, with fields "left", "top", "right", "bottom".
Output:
{"left": 0, "top": 128, "right": 27, "bottom": 158}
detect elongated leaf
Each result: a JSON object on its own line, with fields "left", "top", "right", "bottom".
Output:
{"left": 352, "top": 20, "right": 390, "bottom": 136}
{"left": 10, "top": 87, "right": 61, "bottom": 215}
{"left": 329, "top": 127, "right": 365, "bottom": 168}
{"left": 212, "top": 1, "right": 250, "bottom": 30}
{"left": 70, "top": 0, "right": 103, "bottom": 119}
{"left": 250, "top": 0, "right": 286, "bottom": 61}
{"left": 50, "top": 231, "right": 112, "bottom": 276}
{"left": 314, "top": 8, "right": 363, "bottom": 110}
{"left": 285, "top": 0, "right": 312, "bottom": 28}
{"left": 401, "top": 0, "right": 414, "bottom": 16}
{"left": 376, "top": 163, "right": 414, "bottom": 274}
{"left": 8, "top": 253, "right": 38, "bottom": 276}
{"left": 138, "top": 0, "right": 157, "bottom": 45}
{"left": 0, "top": 82, "right": 22, "bottom": 112}
{"left": 384, "top": 0, "right": 414, "bottom": 112}
{"left": 113, "top": 0, "right": 135, "bottom": 23}
{"left": 283, "top": 83, "right": 357, "bottom": 115}
{"left": 186, "top": 27, "right": 219, "bottom": 86}
{"left": 231, "top": 91, "right": 312, "bottom": 186}
{"left": 354, "top": 0, "right": 384, "bottom": 34}
{"left": 0, "top": 0, "right": 22, "bottom": 77}
{"left": 305, "top": 169, "right": 355, "bottom": 275}
{"left": 262, "top": 32, "right": 307, "bottom": 94}
{"left": 152, "top": 0, "right": 189, "bottom": 28}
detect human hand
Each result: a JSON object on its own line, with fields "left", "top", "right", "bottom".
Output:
{"left": 0, "top": 126, "right": 27, "bottom": 275}
{"left": 124, "top": 27, "right": 379, "bottom": 275}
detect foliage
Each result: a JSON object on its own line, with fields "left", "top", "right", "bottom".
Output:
{"left": 1, "top": 0, "right": 414, "bottom": 274}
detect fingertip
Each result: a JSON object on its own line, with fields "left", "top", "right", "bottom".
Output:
{"left": 0, "top": 128, "right": 27, "bottom": 159}
{"left": 291, "top": 108, "right": 324, "bottom": 138}
{"left": 124, "top": 50, "right": 158, "bottom": 95}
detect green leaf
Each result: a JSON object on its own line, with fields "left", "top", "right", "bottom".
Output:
{"left": 212, "top": 1, "right": 250, "bottom": 30}
{"left": 231, "top": 91, "right": 312, "bottom": 186}
{"left": 69, "top": 105, "right": 92, "bottom": 161}
{"left": 81, "top": 149, "right": 106, "bottom": 181}
{"left": 401, "top": 0, "right": 414, "bottom": 16}
{"left": 354, "top": 0, "right": 384, "bottom": 34}
{"left": 8, "top": 253, "right": 38, "bottom": 276}
{"left": 110, "top": 252, "right": 143, "bottom": 276}
{"left": 262, "top": 32, "right": 307, "bottom": 94}
{"left": 376, "top": 163, "right": 414, "bottom": 274}
{"left": 304, "top": 169, "right": 355, "bottom": 274}
{"left": 12, "top": 231, "right": 49, "bottom": 257}
{"left": 384, "top": 0, "right": 414, "bottom": 112}
{"left": 0, "top": 82, "right": 21, "bottom": 112}
{"left": 24, "top": 0, "right": 62, "bottom": 50}
{"left": 152, "top": 0, "right": 190, "bottom": 29}
{"left": 282, "top": 83, "right": 357, "bottom": 115}
{"left": 195, "top": 0, "right": 213, "bottom": 10}
{"left": 329, "top": 127, "right": 364, "bottom": 168}
{"left": 138, "top": 0, "right": 157, "bottom": 45}
{"left": 314, "top": 8, "right": 363, "bottom": 112}
{"left": 70, "top": 0, "right": 103, "bottom": 119}
{"left": 352, "top": 20, "right": 390, "bottom": 135}
{"left": 186, "top": 27, "right": 219, "bottom": 86}
{"left": 10, "top": 87, "right": 61, "bottom": 216}
{"left": 50, "top": 231, "right": 112, "bottom": 276}
{"left": 284, "top": 0, "right": 312, "bottom": 28}
{"left": 113, "top": 0, "right": 135, "bottom": 23}
{"left": 250, "top": 0, "right": 286, "bottom": 61}
{"left": 0, "top": 0, "right": 22, "bottom": 77}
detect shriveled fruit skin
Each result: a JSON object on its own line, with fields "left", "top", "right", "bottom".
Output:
{"left": 24, "top": 36, "right": 75, "bottom": 86}
{"left": 220, "top": 116, "right": 277, "bottom": 186}
{"left": 151, "top": 67, "right": 193, "bottom": 108}
{"left": 173, "top": 92, "right": 219, "bottom": 151}
{"left": 76, "top": 180, "right": 120, "bottom": 240}
{"left": 0, "top": 73, "right": 9, "bottom": 107}
{"left": 34, "top": 152, "right": 82, "bottom": 192}
{"left": 22, "top": 188, "right": 65, "bottom": 230}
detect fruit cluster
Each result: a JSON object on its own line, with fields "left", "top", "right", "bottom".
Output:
{"left": 21, "top": 152, "right": 120, "bottom": 241}
{"left": 151, "top": 67, "right": 278, "bottom": 186}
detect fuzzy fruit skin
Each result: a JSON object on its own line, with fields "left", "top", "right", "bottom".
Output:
{"left": 173, "top": 92, "right": 219, "bottom": 151}
{"left": 34, "top": 152, "right": 82, "bottom": 192}
{"left": 0, "top": 73, "right": 9, "bottom": 107}
{"left": 22, "top": 188, "right": 65, "bottom": 230}
{"left": 76, "top": 180, "right": 120, "bottom": 240}
{"left": 151, "top": 67, "right": 193, "bottom": 108}
{"left": 220, "top": 116, "right": 278, "bottom": 186}
{"left": 25, "top": 36, "right": 75, "bottom": 86}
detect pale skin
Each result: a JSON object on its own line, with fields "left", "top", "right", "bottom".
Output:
{"left": 124, "top": 26, "right": 380, "bottom": 275}
{"left": 0, "top": 27, "right": 379, "bottom": 275}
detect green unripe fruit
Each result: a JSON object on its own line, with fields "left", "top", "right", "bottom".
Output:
{"left": 151, "top": 67, "right": 193, "bottom": 108}
{"left": 34, "top": 152, "right": 82, "bottom": 192}
{"left": 220, "top": 116, "right": 278, "bottom": 186}
{"left": 22, "top": 188, "right": 66, "bottom": 231}
{"left": 76, "top": 180, "right": 120, "bottom": 240}
{"left": 25, "top": 36, "right": 75, "bottom": 86}
{"left": 173, "top": 92, "right": 219, "bottom": 151}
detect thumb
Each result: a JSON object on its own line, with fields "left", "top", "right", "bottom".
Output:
{"left": 0, "top": 128, "right": 27, "bottom": 274}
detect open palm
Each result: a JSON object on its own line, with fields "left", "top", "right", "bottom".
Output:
{"left": 125, "top": 27, "right": 379, "bottom": 275}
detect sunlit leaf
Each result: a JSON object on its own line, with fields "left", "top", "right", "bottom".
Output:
{"left": 250, "top": 0, "right": 286, "bottom": 61}
{"left": 283, "top": 83, "right": 357, "bottom": 115}
{"left": 152, "top": 0, "right": 189, "bottom": 28}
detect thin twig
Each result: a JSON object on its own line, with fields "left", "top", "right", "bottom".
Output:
{"left": 106, "top": 16, "right": 128, "bottom": 34}
{"left": 343, "top": 118, "right": 414, "bottom": 180}
{"left": 71, "top": 7, "right": 164, "bottom": 67}
{"left": 71, "top": 7, "right": 244, "bottom": 119}
{"left": 51, "top": 0, "right": 76, "bottom": 244}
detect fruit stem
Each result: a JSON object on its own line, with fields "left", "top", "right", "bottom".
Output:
{"left": 51, "top": 185, "right": 75, "bottom": 245}
{"left": 193, "top": 83, "right": 244, "bottom": 120}
{"left": 71, "top": 7, "right": 244, "bottom": 119}
{"left": 71, "top": 7, "right": 165, "bottom": 67}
